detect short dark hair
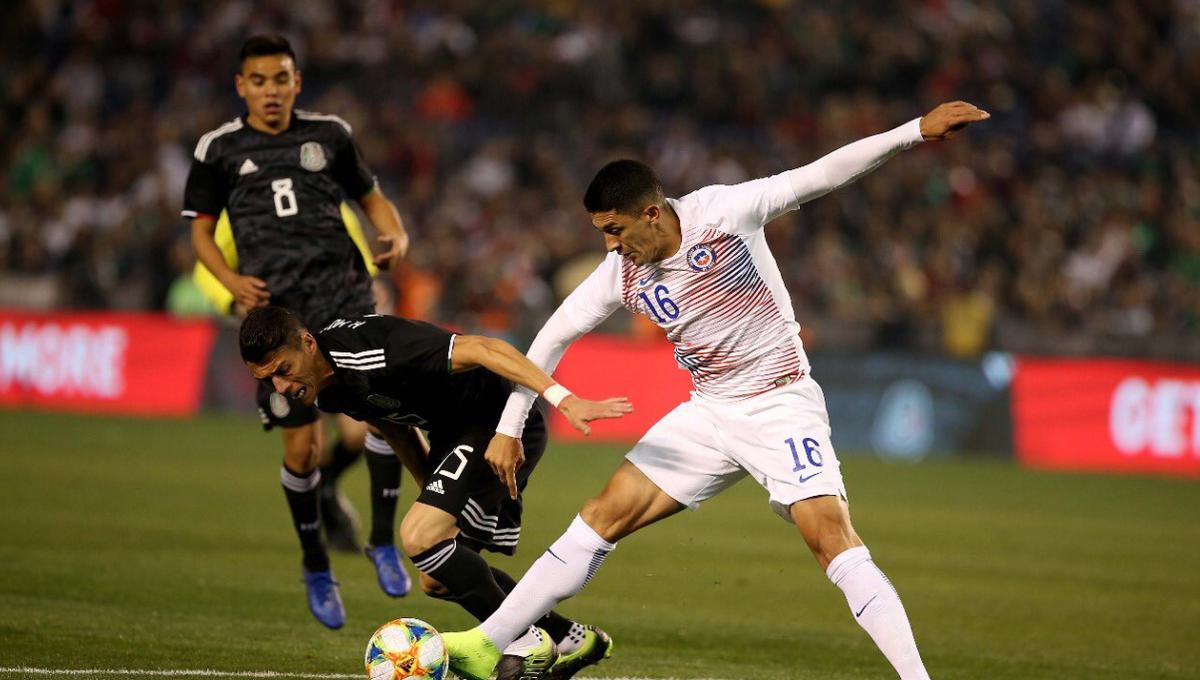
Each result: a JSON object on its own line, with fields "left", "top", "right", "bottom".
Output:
{"left": 583, "top": 159, "right": 664, "bottom": 214}
{"left": 239, "top": 34, "right": 296, "bottom": 67}
{"left": 239, "top": 306, "right": 306, "bottom": 364}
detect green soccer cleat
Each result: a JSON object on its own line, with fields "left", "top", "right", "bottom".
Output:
{"left": 442, "top": 627, "right": 502, "bottom": 680}
{"left": 547, "top": 626, "right": 613, "bottom": 680}
{"left": 494, "top": 627, "right": 559, "bottom": 680}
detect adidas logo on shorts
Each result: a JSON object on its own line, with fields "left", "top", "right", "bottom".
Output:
{"left": 425, "top": 479, "right": 445, "bottom": 495}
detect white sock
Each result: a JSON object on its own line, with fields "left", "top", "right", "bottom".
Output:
{"left": 826, "top": 546, "right": 931, "bottom": 680}
{"left": 501, "top": 627, "right": 545, "bottom": 658}
{"left": 555, "top": 622, "right": 588, "bottom": 655}
{"left": 479, "top": 515, "right": 615, "bottom": 649}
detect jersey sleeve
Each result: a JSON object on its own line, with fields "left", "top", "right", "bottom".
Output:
{"left": 182, "top": 156, "right": 230, "bottom": 218}
{"left": 699, "top": 118, "right": 925, "bottom": 235}
{"left": 494, "top": 254, "right": 623, "bottom": 438}
{"left": 382, "top": 317, "right": 454, "bottom": 379}
{"left": 322, "top": 316, "right": 452, "bottom": 381}
{"left": 331, "top": 131, "right": 378, "bottom": 201}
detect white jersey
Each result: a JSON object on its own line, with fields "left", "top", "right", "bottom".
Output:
{"left": 593, "top": 186, "right": 810, "bottom": 401}
{"left": 496, "top": 118, "right": 925, "bottom": 436}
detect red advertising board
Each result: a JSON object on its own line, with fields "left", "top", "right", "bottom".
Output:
{"left": 1013, "top": 356, "right": 1200, "bottom": 477}
{"left": 0, "top": 309, "right": 216, "bottom": 417}
{"left": 547, "top": 334, "right": 692, "bottom": 441}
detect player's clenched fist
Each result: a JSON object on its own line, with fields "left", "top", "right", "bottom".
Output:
{"left": 919, "top": 101, "right": 990, "bottom": 141}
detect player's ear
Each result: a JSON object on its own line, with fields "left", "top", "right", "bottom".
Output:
{"left": 300, "top": 331, "right": 317, "bottom": 354}
{"left": 293, "top": 69, "right": 302, "bottom": 94}
{"left": 235, "top": 72, "right": 246, "bottom": 99}
{"left": 644, "top": 203, "right": 660, "bottom": 225}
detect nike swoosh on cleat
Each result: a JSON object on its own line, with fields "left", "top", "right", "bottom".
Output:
{"left": 797, "top": 471, "right": 823, "bottom": 483}
{"left": 855, "top": 594, "right": 878, "bottom": 618}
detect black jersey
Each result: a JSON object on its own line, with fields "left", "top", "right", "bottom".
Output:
{"left": 181, "top": 111, "right": 376, "bottom": 328}
{"left": 314, "top": 315, "right": 516, "bottom": 432}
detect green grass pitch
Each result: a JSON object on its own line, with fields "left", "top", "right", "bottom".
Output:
{"left": 1, "top": 410, "right": 1198, "bottom": 679}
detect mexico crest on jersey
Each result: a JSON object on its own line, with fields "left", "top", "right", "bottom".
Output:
{"left": 268, "top": 391, "right": 292, "bottom": 418}
{"left": 687, "top": 243, "right": 717, "bottom": 271}
{"left": 299, "top": 142, "right": 327, "bottom": 171}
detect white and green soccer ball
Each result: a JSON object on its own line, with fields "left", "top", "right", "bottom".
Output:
{"left": 364, "top": 617, "right": 449, "bottom": 680}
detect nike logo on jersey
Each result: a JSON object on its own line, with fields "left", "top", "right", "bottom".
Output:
{"left": 425, "top": 479, "right": 445, "bottom": 495}
{"left": 797, "top": 471, "right": 823, "bottom": 483}
{"left": 855, "top": 594, "right": 878, "bottom": 618}
{"left": 638, "top": 274, "right": 655, "bottom": 286}
{"left": 238, "top": 158, "right": 259, "bottom": 175}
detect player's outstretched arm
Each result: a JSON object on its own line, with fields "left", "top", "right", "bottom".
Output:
{"left": 454, "top": 334, "right": 632, "bottom": 499}
{"left": 742, "top": 100, "right": 990, "bottom": 224}
{"left": 358, "top": 187, "right": 410, "bottom": 270}
{"left": 918, "top": 100, "right": 990, "bottom": 141}
{"left": 451, "top": 335, "right": 632, "bottom": 433}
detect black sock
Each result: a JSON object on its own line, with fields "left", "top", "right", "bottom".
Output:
{"left": 365, "top": 450, "right": 402, "bottom": 547}
{"left": 320, "top": 440, "right": 361, "bottom": 487}
{"left": 411, "top": 538, "right": 506, "bottom": 621}
{"left": 489, "top": 566, "right": 574, "bottom": 643}
{"left": 412, "top": 538, "right": 574, "bottom": 639}
{"left": 281, "top": 464, "right": 328, "bottom": 572}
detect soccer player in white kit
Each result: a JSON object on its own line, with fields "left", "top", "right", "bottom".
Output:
{"left": 444, "top": 101, "right": 989, "bottom": 680}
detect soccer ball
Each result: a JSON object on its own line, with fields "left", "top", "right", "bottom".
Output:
{"left": 364, "top": 618, "right": 449, "bottom": 680}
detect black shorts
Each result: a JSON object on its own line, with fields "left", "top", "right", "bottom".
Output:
{"left": 256, "top": 380, "right": 320, "bottom": 431}
{"left": 418, "top": 409, "right": 548, "bottom": 555}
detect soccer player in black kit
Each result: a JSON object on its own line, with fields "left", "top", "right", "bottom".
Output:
{"left": 182, "top": 35, "right": 423, "bottom": 629}
{"left": 240, "top": 306, "right": 631, "bottom": 680}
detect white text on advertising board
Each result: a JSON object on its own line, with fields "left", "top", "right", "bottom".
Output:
{"left": 0, "top": 322, "right": 128, "bottom": 398}
{"left": 1110, "top": 377, "right": 1200, "bottom": 458}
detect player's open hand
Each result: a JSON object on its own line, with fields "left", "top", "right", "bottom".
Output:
{"left": 919, "top": 101, "right": 990, "bottom": 141}
{"left": 230, "top": 274, "right": 270, "bottom": 310}
{"left": 558, "top": 395, "right": 634, "bottom": 437}
{"left": 374, "top": 233, "right": 409, "bottom": 270}
{"left": 485, "top": 433, "right": 525, "bottom": 500}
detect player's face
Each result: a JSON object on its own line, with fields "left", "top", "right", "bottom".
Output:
{"left": 591, "top": 204, "right": 671, "bottom": 266}
{"left": 236, "top": 54, "right": 301, "bottom": 131}
{"left": 247, "top": 334, "right": 323, "bottom": 406}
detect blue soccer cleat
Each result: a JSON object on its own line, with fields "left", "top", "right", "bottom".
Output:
{"left": 302, "top": 569, "right": 346, "bottom": 629}
{"left": 365, "top": 544, "right": 411, "bottom": 597}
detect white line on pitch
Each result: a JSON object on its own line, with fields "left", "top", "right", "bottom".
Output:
{"left": 0, "top": 671, "right": 730, "bottom": 680}
{"left": 0, "top": 670, "right": 359, "bottom": 679}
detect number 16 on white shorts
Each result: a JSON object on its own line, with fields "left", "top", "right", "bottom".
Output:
{"left": 625, "top": 377, "right": 848, "bottom": 523}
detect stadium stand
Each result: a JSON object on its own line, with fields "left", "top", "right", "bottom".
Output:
{"left": 0, "top": 1, "right": 1196, "bottom": 359}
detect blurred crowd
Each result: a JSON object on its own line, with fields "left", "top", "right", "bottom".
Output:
{"left": 2, "top": 0, "right": 1198, "bottom": 359}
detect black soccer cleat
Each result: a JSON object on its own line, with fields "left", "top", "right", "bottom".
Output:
{"left": 495, "top": 628, "right": 559, "bottom": 680}
{"left": 319, "top": 485, "right": 362, "bottom": 553}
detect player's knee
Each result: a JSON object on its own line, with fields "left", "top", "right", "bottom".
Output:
{"left": 419, "top": 573, "right": 452, "bottom": 598}
{"left": 790, "top": 497, "right": 862, "bottom": 567}
{"left": 399, "top": 511, "right": 455, "bottom": 557}
{"left": 579, "top": 495, "right": 630, "bottom": 542}
{"left": 282, "top": 448, "right": 319, "bottom": 474}
{"left": 398, "top": 519, "right": 432, "bottom": 557}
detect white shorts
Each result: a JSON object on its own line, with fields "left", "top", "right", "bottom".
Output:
{"left": 625, "top": 376, "right": 847, "bottom": 523}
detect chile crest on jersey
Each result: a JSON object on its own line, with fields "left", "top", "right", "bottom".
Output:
{"left": 687, "top": 243, "right": 717, "bottom": 271}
